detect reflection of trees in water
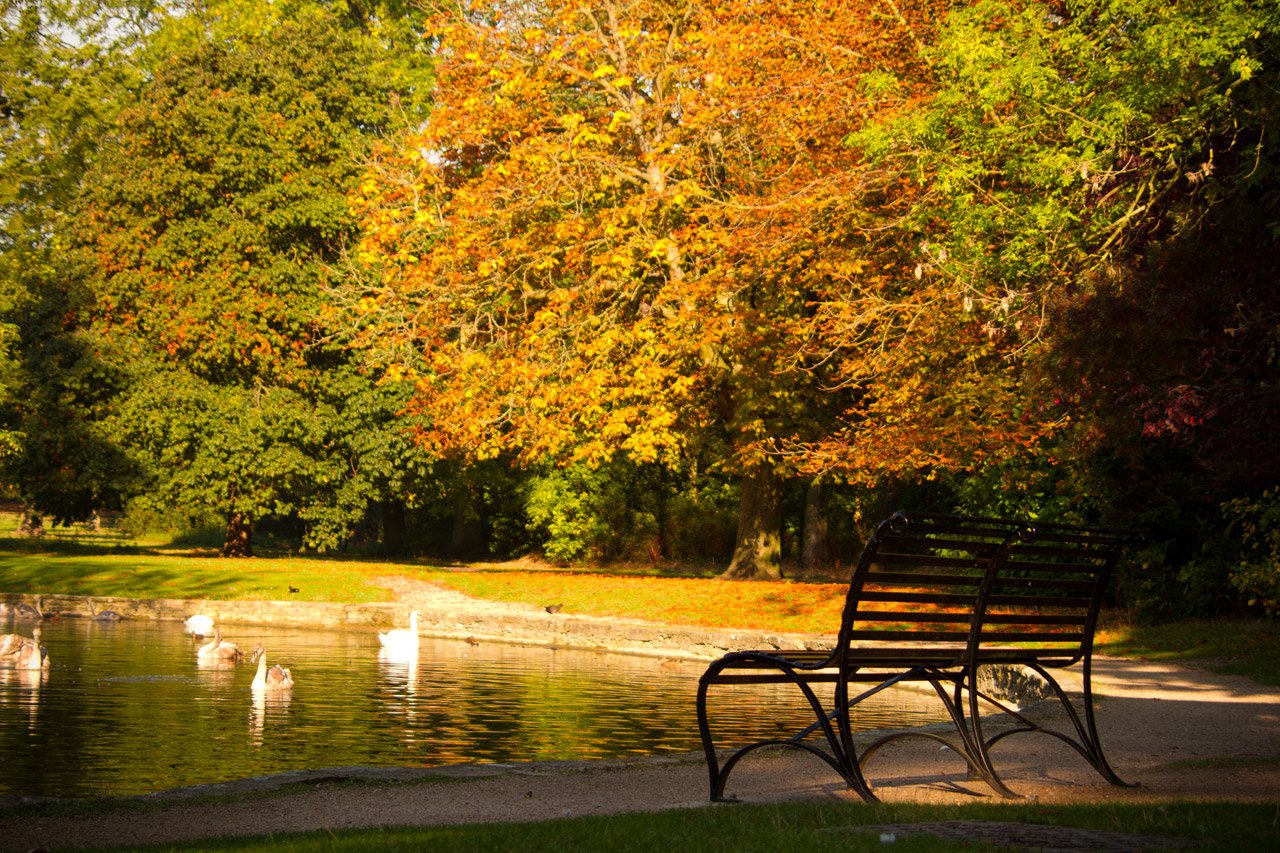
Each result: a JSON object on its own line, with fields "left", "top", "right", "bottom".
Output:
{"left": 1, "top": 621, "right": 950, "bottom": 797}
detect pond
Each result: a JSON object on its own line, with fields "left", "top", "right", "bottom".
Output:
{"left": 0, "top": 616, "right": 947, "bottom": 798}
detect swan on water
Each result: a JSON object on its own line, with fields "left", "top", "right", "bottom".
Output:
{"left": 378, "top": 610, "right": 421, "bottom": 654}
{"left": 250, "top": 646, "right": 294, "bottom": 691}
{"left": 2, "top": 625, "right": 43, "bottom": 659}
{"left": 15, "top": 636, "right": 48, "bottom": 670}
{"left": 196, "top": 626, "right": 244, "bottom": 662}
{"left": 184, "top": 614, "right": 215, "bottom": 637}
{"left": 15, "top": 597, "right": 42, "bottom": 620}
{"left": 0, "top": 633, "right": 23, "bottom": 657}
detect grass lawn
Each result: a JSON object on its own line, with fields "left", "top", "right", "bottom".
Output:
{"left": 2, "top": 520, "right": 1278, "bottom": 685}
{"left": 110, "top": 800, "right": 1280, "bottom": 852}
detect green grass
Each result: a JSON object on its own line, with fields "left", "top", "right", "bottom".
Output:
{"left": 1096, "top": 615, "right": 1280, "bottom": 686}
{"left": 0, "top": 548, "right": 410, "bottom": 604}
{"left": 127, "top": 801, "right": 1280, "bottom": 852}
{"left": 4, "top": 532, "right": 1278, "bottom": 685}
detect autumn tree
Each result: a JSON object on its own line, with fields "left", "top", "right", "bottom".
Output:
{"left": 75, "top": 9, "right": 432, "bottom": 555}
{"left": 846, "top": 0, "right": 1280, "bottom": 613}
{"left": 344, "top": 0, "right": 1029, "bottom": 579}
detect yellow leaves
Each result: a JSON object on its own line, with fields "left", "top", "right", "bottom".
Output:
{"left": 648, "top": 237, "right": 676, "bottom": 260}
{"left": 343, "top": 0, "right": 974, "bottom": 471}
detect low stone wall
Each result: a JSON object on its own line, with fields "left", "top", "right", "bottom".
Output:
{"left": 0, "top": 591, "right": 1052, "bottom": 705}
{"left": 0, "top": 591, "right": 829, "bottom": 662}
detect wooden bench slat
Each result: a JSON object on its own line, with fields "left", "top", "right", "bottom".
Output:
{"left": 987, "top": 594, "right": 1092, "bottom": 607}
{"left": 863, "top": 572, "right": 987, "bottom": 587}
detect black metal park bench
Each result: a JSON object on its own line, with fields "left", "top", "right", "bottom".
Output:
{"left": 696, "top": 511, "right": 1137, "bottom": 802}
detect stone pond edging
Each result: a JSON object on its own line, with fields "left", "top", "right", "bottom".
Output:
{"left": 1, "top": 589, "right": 1052, "bottom": 705}
{"left": 0, "top": 590, "right": 829, "bottom": 662}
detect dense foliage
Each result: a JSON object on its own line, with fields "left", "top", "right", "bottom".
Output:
{"left": 0, "top": 0, "right": 1276, "bottom": 615}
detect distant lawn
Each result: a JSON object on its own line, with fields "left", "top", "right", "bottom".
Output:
{"left": 417, "top": 567, "right": 848, "bottom": 634}
{"left": 1096, "top": 615, "right": 1280, "bottom": 687}
{"left": 0, "top": 547, "right": 401, "bottom": 604}
{"left": 0, "top": 545, "right": 846, "bottom": 633}
{"left": 3, "top": 535, "right": 1277, "bottom": 685}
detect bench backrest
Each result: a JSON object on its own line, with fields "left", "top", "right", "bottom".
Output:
{"left": 836, "top": 512, "right": 1023, "bottom": 665}
{"left": 980, "top": 520, "right": 1132, "bottom": 666}
{"left": 837, "top": 512, "right": 1131, "bottom": 668}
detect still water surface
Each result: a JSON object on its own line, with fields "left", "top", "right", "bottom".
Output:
{"left": 1, "top": 617, "right": 946, "bottom": 797}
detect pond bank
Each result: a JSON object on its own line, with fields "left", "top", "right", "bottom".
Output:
{"left": 3, "top": 655, "right": 1279, "bottom": 851}
{"left": 0, "top": 583, "right": 828, "bottom": 663}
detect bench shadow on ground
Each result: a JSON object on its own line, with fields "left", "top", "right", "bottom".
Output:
{"left": 713, "top": 656, "right": 1280, "bottom": 806}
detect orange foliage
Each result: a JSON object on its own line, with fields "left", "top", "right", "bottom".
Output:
{"left": 347, "top": 0, "right": 1043, "bottom": 480}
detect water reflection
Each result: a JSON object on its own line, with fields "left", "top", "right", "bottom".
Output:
{"left": 0, "top": 666, "right": 44, "bottom": 732}
{"left": 249, "top": 685, "right": 292, "bottom": 748}
{"left": 0, "top": 617, "right": 948, "bottom": 798}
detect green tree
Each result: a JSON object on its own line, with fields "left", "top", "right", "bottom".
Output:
{"left": 76, "top": 9, "right": 432, "bottom": 555}
{"left": 855, "top": 0, "right": 1280, "bottom": 614}
{"left": 0, "top": 1, "right": 158, "bottom": 510}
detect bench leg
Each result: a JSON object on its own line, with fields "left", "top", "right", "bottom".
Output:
{"left": 697, "top": 666, "right": 878, "bottom": 802}
{"left": 969, "top": 660, "right": 1136, "bottom": 793}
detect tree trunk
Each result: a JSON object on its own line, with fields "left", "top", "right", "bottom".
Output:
{"left": 381, "top": 499, "right": 406, "bottom": 556}
{"left": 449, "top": 480, "right": 485, "bottom": 559}
{"left": 223, "top": 512, "right": 254, "bottom": 557}
{"left": 719, "top": 463, "right": 784, "bottom": 580}
{"left": 801, "top": 478, "right": 829, "bottom": 571}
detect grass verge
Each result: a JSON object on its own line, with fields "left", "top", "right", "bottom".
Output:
{"left": 3, "top": 543, "right": 1277, "bottom": 683}
{"left": 134, "top": 801, "right": 1280, "bottom": 852}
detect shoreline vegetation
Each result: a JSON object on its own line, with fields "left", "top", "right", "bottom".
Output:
{"left": 4, "top": 528, "right": 1278, "bottom": 852}
{"left": 2, "top": 537, "right": 1278, "bottom": 686}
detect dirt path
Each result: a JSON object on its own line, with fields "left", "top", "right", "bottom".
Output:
{"left": 3, "top": 654, "right": 1278, "bottom": 851}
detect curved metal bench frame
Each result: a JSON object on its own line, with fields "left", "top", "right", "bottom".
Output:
{"left": 696, "top": 511, "right": 1137, "bottom": 802}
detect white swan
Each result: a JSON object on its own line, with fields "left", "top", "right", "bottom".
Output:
{"left": 184, "top": 614, "right": 215, "bottom": 637}
{"left": 378, "top": 609, "right": 421, "bottom": 655}
{"left": 196, "top": 626, "right": 244, "bottom": 662}
{"left": 250, "top": 647, "right": 293, "bottom": 691}
{"left": 0, "top": 633, "right": 23, "bottom": 657}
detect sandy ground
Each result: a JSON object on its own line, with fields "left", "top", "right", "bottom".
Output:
{"left": 2, "top": 652, "right": 1278, "bottom": 851}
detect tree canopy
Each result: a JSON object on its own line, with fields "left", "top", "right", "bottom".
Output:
{"left": 0, "top": 0, "right": 1276, "bottom": 613}
{"left": 72, "top": 8, "right": 433, "bottom": 554}
{"left": 343, "top": 0, "right": 1048, "bottom": 577}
